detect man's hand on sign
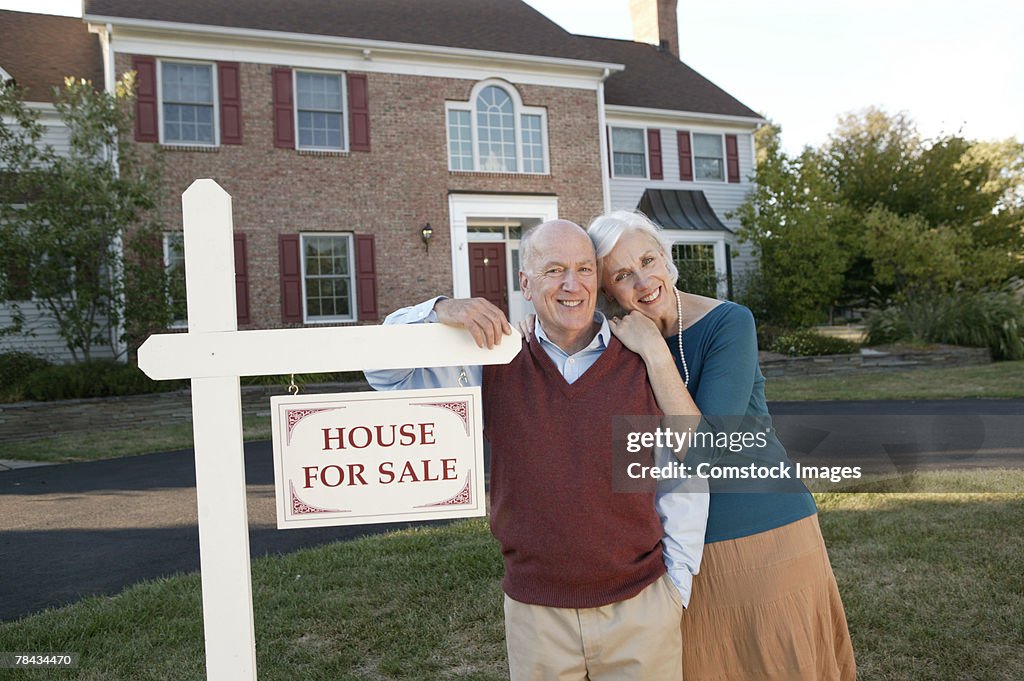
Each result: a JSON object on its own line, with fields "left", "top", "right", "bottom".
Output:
{"left": 435, "top": 297, "right": 513, "bottom": 349}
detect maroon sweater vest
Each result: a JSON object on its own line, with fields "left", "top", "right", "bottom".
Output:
{"left": 482, "top": 335, "right": 665, "bottom": 608}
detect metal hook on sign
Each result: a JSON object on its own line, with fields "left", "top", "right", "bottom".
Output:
{"left": 458, "top": 368, "right": 468, "bottom": 387}
{"left": 288, "top": 374, "right": 300, "bottom": 395}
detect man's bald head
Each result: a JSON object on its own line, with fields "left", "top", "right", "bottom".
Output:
{"left": 519, "top": 220, "right": 594, "bottom": 274}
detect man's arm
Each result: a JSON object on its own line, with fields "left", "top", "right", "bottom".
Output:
{"left": 364, "top": 296, "right": 512, "bottom": 390}
{"left": 657, "top": 474, "right": 709, "bottom": 607}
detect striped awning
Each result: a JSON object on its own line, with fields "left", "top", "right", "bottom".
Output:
{"left": 637, "top": 189, "right": 733, "bottom": 233}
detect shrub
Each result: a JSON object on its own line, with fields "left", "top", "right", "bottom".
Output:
{"left": 0, "top": 351, "right": 54, "bottom": 401}
{"left": 239, "top": 371, "right": 365, "bottom": 388}
{"left": 0, "top": 351, "right": 53, "bottom": 386}
{"left": 770, "top": 329, "right": 861, "bottom": 357}
{"left": 866, "top": 289, "right": 1024, "bottom": 360}
{"left": 20, "top": 360, "right": 184, "bottom": 401}
{"left": 754, "top": 324, "right": 790, "bottom": 352}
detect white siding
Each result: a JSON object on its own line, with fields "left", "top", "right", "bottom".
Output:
{"left": 37, "top": 107, "right": 73, "bottom": 156}
{"left": 0, "top": 303, "right": 115, "bottom": 362}
{"left": 606, "top": 123, "right": 759, "bottom": 289}
{"left": 2, "top": 106, "right": 115, "bottom": 363}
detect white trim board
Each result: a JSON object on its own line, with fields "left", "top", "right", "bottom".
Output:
{"left": 87, "top": 19, "right": 623, "bottom": 91}
{"left": 447, "top": 194, "right": 559, "bottom": 300}
{"left": 606, "top": 104, "right": 765, "bottom": 129}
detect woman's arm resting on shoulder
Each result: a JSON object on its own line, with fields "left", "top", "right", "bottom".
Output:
{"left": 610, "top": 312, "right": 699, "bottom": 417}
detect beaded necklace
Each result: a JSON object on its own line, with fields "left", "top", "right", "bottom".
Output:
{"left": 674, "top": 288, "right": 690, "bottom": 387}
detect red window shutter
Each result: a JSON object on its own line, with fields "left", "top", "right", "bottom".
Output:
{"left": 347, "top": 73, "right": 371, "bottom": 152}
{"left": 677, "top": 130, "right": 693, "bottom": 181}
{"left": 132, "top": 56, "right": 158, "bottom": 142}
{"left": 725, "top": 134, "right": 741, "bottom": 183}
{"left": 272, "top": 68, "right": 294, "bottom": 149}
{"left": 233, "top": 232, "right": 250, "bottom": 325}
{"left": 354, "top": 234, "right": 378, "bottom": 321}
{"left": 647, "top": 128, "right": 663, "bottom": 180}
{"left": 279, "top": 233, "right": 303, "bottom": 323}
{"left": 218, "top": 62, "right": 243, "bottom": 145}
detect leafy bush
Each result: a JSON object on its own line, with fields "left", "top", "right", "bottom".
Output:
{"left": 770, "top": 329, "right": 861, "bottom": 356}
{"left": 0, "top": 351, "right": 54, "bottom": 401}
{"left": 20, "top": 360, "right": 185, "bottom": 401}
{"left": 866, "top": 289, "right": 1024, "bottom": 360}
{"left": 239, "top": 372, "right": 366, "bottom": 388}
{"left": 0, "top": 351, "right": 53, "bottom": 386}
{"left": 753, "top": 324, "right": 791, "bottom": 352}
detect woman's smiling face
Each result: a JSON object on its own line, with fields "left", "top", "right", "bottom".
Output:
{"left": 599, "top": 229, "right": 676, "bottom": 325}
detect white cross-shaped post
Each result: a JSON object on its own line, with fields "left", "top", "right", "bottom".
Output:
{"left": 138, "top": 179, "right": 519, "bottom": 680}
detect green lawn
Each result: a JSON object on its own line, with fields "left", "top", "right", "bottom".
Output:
{"left": 0, "top": 415, "right": 272, "bottom": 463}
{"left": 765, "top": 360, "right": 1024, "bottom": 401}
{"left": 1, "top": 473, "right": 1022, "bottom": 680}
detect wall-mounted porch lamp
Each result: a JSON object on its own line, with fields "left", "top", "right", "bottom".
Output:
{"left": 420, "top": 223, "right": 433, "bottom": 253}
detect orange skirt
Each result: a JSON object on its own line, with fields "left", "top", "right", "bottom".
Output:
{"left": 681, "top": 514, "right": 856, "bottom": 681}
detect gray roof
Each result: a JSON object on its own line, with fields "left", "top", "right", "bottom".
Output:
{"left": 579, "top": 36, "right": 759, "bottom": 119}
{"left": 0, "top": 10, "right": 104, "bottom": 102}
{"left": 83, "top": 0, "right": 760, "bottom": 120}
{"left": 84, "top": 0, "right": 608, "bottom": 63}
{"left": 638, "top": 189, "right": 734, "bottom": 233}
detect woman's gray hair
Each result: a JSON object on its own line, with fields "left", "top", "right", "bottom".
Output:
{"left": 586, "top": 210, "right": 679, "bottom": 281}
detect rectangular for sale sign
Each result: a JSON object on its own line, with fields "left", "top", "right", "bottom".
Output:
{"left": 270, "top": 387, "right": 485, "bottom": 529}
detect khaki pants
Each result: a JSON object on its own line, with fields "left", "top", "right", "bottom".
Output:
{"left": 503, "top": 574, "right": 683, "bottom": 681}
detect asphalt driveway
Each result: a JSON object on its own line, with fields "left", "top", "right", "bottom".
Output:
{"left": 0, "top": 441, "right": 451, "bottom": 622}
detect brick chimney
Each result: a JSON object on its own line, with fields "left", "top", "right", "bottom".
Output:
{"left": 629, "top": 0, "right": 679, "bottom": 58}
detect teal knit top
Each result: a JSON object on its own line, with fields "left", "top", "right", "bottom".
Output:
{"left": 669, "top": 301, "right": 817, "bottom": 543}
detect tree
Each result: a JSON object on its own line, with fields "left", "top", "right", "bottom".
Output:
{"left": 736, "top": 109, "right": 1024, "bottom": 327}
{"left": 823, "top": 108, "right": 1021, "bottom": 303}
{"left": 733, "top": 121, "right": 850, "bottom": 328}
{"left": 0, "top": 74, "right": 170, "bottom": 361}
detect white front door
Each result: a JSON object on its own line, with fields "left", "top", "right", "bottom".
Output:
{"left": 448, "top": 195, "right": 559, "bottom": 324}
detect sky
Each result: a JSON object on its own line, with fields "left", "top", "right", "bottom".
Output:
{"left": 3, "top": 0, "right": 1022, "bottom": 155}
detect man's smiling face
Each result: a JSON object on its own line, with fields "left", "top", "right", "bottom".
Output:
{"left": 520, "top": 220, "right": 598, "bottom": 352}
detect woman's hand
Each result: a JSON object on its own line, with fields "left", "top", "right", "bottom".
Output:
{"left": 517, "top": 314, "right": 537, "bottom": 343}
{"left": 608, "top": 311, "right": 667, "bottom": 358}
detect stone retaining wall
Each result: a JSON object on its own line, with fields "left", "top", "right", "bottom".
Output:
{"left": 759, "top": 345, "right": 991, "bottom": 378}
{"left": 0, "top": 345, "right": 993, "bottom": 444}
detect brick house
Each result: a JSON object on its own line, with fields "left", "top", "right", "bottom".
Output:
{"left": 3, "top": 1, "right": 761, "bottom": 360}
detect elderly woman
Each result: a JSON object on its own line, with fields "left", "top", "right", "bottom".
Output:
{"left": 588, "top": 210, "right": 856, "bottom": 681}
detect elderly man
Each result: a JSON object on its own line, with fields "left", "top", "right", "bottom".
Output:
{"left": 366, "top": 220, "right": 706, "bottom": 681}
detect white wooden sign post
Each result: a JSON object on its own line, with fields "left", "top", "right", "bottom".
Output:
{"left": 137, "top": 180, "right": 519, "bottom": 680}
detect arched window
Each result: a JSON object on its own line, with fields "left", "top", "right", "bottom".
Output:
{"left": 446, "top": 81, "right": 548, "bottom": 174}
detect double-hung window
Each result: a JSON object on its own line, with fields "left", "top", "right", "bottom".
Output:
{"left": 693, "top": 133, "right": 725, "bottom": 181}
{"left": 610, "top": 127, "right": 647, "bottom": 178}
{"left": 446, "top": 82, "right": 548, "bottom": 174}
{"left": 161, "top": 61, "right": 216, "bottom": 145}
{"left": 163, "top": 232, "right": 188, "bottom": 327}
{"left": 296, "top": 71, "right": 346, "bottom": 151}
{"left": 301, "top": 233, "right": 355, "bottom": 322}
